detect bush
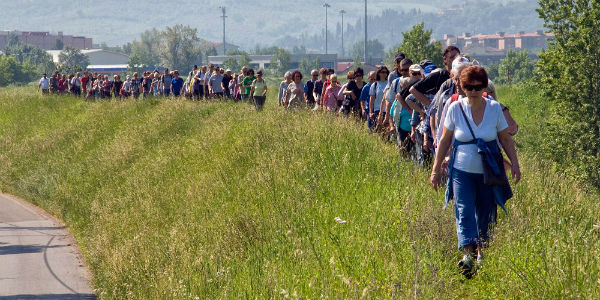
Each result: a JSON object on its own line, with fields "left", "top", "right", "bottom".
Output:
{"left": 536, "top": 0, "right": 600, "bottom": 188}
{"left": 0, "top": 56, "right": 36, "bottom": 86}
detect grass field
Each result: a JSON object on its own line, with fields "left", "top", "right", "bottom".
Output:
{"left": 0, "top": 85, "right": 598, "bottom": 299}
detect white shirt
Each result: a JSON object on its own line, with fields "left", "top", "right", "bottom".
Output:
{"left": 39, "top": 77, "right": 49, "bottom": 89}
{"left": 444, "top": 96, "right": 508, "bottom": 174}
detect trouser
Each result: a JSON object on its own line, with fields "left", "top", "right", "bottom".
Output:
{"left": 42, "top": 89, "right": 49, "bottom": 94}
{"left": 224, "top": 88, "right": 231, "bottom": 99}
{"left": 133, "top": 92, "right": 140, "bottom": 99}
{"left": 163, "top": 88, "right": 171, "bottom": 97}
{"left": 193, "top": 86, "right": 203, "bottom": 100}
{"left": 368, "top": 111, "right": 380, "bottom": 132}
{"left": 396, "top": 128, "right": 411, "bottom": 152}
{"left": 452, "top": 169, "right": 497, "bottom": 250}
{"left": 253, "top": 96, "right": 266, "bottom": 111}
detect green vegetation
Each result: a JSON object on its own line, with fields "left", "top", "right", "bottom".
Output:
{"left": 0, "top": 56, "right": 37, "bottom": 86}
{"left": 385, "top": 22, "right": 443, "bottom": 67}
{"left": 0, "top": 85, "right": 598, "bottom": 300}
{"left": 536, "top": 0, "right": 600, "bottom": 188}
{"left": 487, "top": 50, "right": 536, "bottom": 85}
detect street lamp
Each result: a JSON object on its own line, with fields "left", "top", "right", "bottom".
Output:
{"left": 340, "top": 9, "right": 346, "bottom": 57}
{"left": 323, "top": 3, "right": 331, "bottom": 54}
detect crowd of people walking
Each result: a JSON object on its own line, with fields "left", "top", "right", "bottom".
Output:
{"left": 37, "top": 45, "right": 521, "bottom": 278}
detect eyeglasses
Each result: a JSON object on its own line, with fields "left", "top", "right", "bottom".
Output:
{"left": 462, "top": 83, "right": 486, "bottom": 91}
{"left": 411, "top": 72, "right": 421, "bottom": 76}
{"left": 400, "top": 68, "right": 409, "bottom": 73}
{"left": 312, "top": 74, "right": 318, "bottom": 77}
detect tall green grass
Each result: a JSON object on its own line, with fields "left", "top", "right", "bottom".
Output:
{"left": 0, "top": 86, "right": 598, "bottom": 299}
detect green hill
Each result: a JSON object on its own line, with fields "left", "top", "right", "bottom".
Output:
{"left": 0, "top": 86, "right": 598, "bottom": 299}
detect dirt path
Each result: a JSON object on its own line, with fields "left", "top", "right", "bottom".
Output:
{"left": 0, "top": 193, "right": 95, "bottom": 300}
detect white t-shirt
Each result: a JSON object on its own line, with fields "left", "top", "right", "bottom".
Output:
{"left": 39, "top": 77, "right": 49, "bottom": 89}
{"left": 444, "top": 96, "right": 508, "bottom": 174}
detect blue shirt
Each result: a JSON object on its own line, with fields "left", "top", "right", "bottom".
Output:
{"left": 171, "top": 78, "right": 184, "bottom": 94}
{"left": 360, "top": 82, "right": 371, "bottom": 111}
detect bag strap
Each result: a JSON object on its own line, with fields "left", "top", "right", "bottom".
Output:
{"left": 458, "top": 102, "right": 477, "bottom": 141}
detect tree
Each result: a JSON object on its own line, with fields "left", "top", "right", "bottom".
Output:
{"left": 269, "top": 48, "right": 291, "bottom": 76}
{"left": 494, "top": 50, "right": 535, "bottom": 85}
{"left": 4, "top": 42, "right": 55, "bottom": 74}
{"left": 390, "top": 22, "right": 443, "bottom": 67}
{"left": 298, "top": 57, "right": 312, "bottom": 77}
{"left": 54, "top": 39, "right": 64, "bottom": 50}
{"left": 0, "top": 56, "right": 36, "bottom": 86}
{"left": 223, "top": 57, "right": 240, "bottom": 72}
{"left": 159, "top": 25, "right": 204, "bottom": 71}
{"left": 536, "top": 0, "right": 600, "bottom": 187}
{"left": 350, "top": 39, "right": 385, "bottom": 64}
{"left": 238, "top": 52, "right": 251, "bottom": 70}
{"left": 58, "top": 47, "right": 89, "bottom": 73}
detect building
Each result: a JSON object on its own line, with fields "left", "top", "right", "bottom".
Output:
{"left": 440, "top": 30, "right": 554, "bottom": 64}
{"left": 211, "top": 42, "right": 241, "bottom": 56}
{"left": 47, "top": 49, "right": 129, "bottom": 65}
{"left": 0, "top": 30, "right": 92, "bottom": 50}
{"left": 208, "top": 54, "right": 338, "bottom": 70}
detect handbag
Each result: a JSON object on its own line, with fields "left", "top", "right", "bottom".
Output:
{"left": 458, "top": 103, "right": 509, "bottom": 186}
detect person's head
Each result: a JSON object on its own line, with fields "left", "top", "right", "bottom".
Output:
{"left": 209, "top": 64, "right": 214, "bottom": 70}
{"left": 346, "top": 71, "right": 355, "bottom": 81}
{"left": 310, "top": 69, "right": 319, "bottom": 80}
{"left": 164, "top": 68, "right": 169, "bottom": 74}
{"left": 291, "top": 70, "right": 303, "bottom": 82}
{"left": 173, "top": 70, "right": 179, "bottom": 78}
{"left": 367, "top": 71, "right": 376, "bottom": 83}
{"left": 226, "top": 69, "right": 231, "bottom": 75}
{"left": 399, "top": 58, "right": 413, "bottom": 77}
{"left": 330, "top": 74, "right": 339, "bottom": 85}
{"left": 353, "top": 67, "right": 364, "bottom": 82}
{"left": 394, "top": 52, "right": 406, "bottom": 62}
{"left": 409, "top": 64, "right": 424, "bottom": 79}
{"left": 68, "top": 74, "right": 73, "bottom": 79}
{"left": 103, "top": 75, "right": 109, "bottom": 80}
{"left": 76, "top": 72, "right": 81, "bottom": 77}
{"left": 284, "top": 71, "right": 292, "bottom": 81}
{"left": 126, "top": 75, "right": 131, "bottom": 81}
{"left": 133, "top": 72, "right": 138, "bottom": 79}
{"left": 62, "top": 74, "right": 66, "bottom": 79}
{"left": 42, "top": 73, "right": 47, "bottom": 78}
{"left": 443, "top": 46, "right": 461, "bottom": 69}
{"left": 256, "top": 69, "right": 263, "bottom": 78}
{"left": 115, "top": 75, "right": 120, "bottom": 81}
{"left": 220, "top": 68, "right": 225, "bottom": 75}
{"left": 327, "top": 68, "right": 335, "bottom": 76}
{"left": 451, "top": 56, "right": 471, "bottom": 77}
{"left": 319, "top": 68, "right": 328, "bottom": 80}
{"left": 241, "top": 66, "right": 247, "bottom": 74}
{"left": 193, "top": 65, "right": 198, "bottom": 71}
{"left": 376, "top": 66, "right": 390, "bottom": 81}
{"left": 459, "top": 66, "right": 488, "bottom": 98}
{"left": 247, "top": 68, "right": 255, "bottom": 77}
{"left": 201, "top": 66, "right": 207, "bottom": 72}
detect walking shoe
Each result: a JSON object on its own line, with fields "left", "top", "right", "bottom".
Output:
{"left": 457, "top": 253, "right": 475, "bottom": 278}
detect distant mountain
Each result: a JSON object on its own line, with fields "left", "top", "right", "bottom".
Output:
{"left": 0, "top": 0, "right": 542, "bottom": 52}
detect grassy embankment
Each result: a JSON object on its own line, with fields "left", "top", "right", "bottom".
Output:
{"left": 0, "top": 84, "right": 598, "bottom": 299}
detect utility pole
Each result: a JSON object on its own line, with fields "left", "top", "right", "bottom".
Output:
{"left": 219, "top": 6, "right": 227, "bottom": 55}
{"left": 364, "top": 0, "right": 368, "bottom": 65}
{"left": 340, "top": 9, "right": 346, "bottom": 57}
{"left": 324, "top": 3, "right": 331, "bottom": 54}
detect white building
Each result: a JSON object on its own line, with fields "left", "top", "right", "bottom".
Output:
{"left": 47, "top": 49, "right": 129, "bottom": 65}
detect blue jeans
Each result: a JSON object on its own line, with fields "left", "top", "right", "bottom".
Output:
{"left": 452, "top": 168, "right": 497, "bottom": 249}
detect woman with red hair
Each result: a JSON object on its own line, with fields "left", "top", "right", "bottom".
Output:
{"left": 430, "top": 65, "right": 521, "bottom": 278}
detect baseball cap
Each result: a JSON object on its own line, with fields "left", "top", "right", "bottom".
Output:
{"left": 452, "top": 56, "right": 470, "bottom": 71}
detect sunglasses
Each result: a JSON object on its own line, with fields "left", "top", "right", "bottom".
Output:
{"left": 411, "top": 72, "right": 421, "bottom": 76}
{"left": 400, "top": 68, "right": 409, "bottom": 72}
{"left": 462, "top": 83, "right": 486, "bottom": 91}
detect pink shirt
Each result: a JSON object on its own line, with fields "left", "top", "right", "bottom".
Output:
{"left": 323, "top": 84, "right": 342, "bottom": 110}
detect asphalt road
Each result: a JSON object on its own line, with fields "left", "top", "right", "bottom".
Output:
{"left": 0, "top": 193, "right": 95, "bottom": 300}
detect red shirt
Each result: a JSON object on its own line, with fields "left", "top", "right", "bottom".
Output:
{"left": 81, "top": 76, "right": 89, "bottom": 91}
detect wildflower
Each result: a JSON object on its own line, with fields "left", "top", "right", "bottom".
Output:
{"left": 334, "top": 217, "right": 347, "bottom": 224}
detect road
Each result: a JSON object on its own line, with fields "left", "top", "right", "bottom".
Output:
{"left": 0, "top": 193, "right": 95, "bottom": 300}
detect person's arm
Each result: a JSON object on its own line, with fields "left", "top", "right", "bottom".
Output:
{"left": 409, "top": 86, "right": 432, "bottom": 106}
{"left": 369, "top": 94, "right": 375, "bottom": 116}
{"left": 498, "top": 128, "right": 521, "bottom": 184}
{"left": 406, "top": 97, "right": 425, "bottom": 114}
{"left": 501, "top": 104, "right": 519, "bottom": 136}
{"left": 430, "top": 126, "right": 454, "bottom": 191}
{"left": 396, "top": 93, "right": 412, "bottom": 114}
{"left": 263, "top": 84, "right": 268, "bottom": 97}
